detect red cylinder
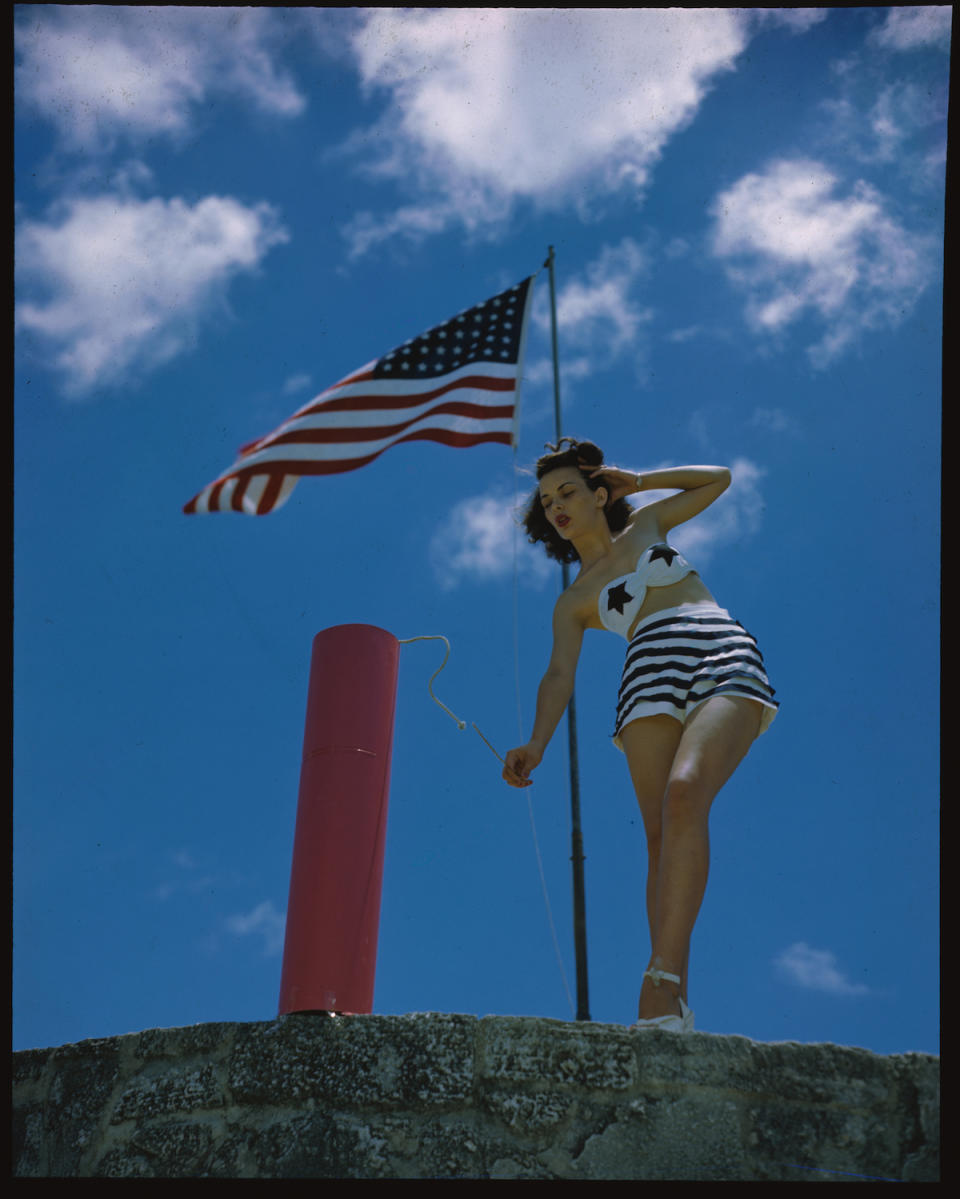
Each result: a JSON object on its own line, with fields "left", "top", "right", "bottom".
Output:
{"left": 278, "top": 624, "right": 400, "bottom": 1015}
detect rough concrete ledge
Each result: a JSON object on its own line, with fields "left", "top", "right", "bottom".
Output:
{"left": 12, "top": 1013, "right": 939, "bottom": 1180}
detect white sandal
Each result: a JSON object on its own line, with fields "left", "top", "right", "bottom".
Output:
{"left": 631, "top": 966, "right": 695, "bottom": 1032}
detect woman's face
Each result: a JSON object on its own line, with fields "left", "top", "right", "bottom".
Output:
{"left": 538, "top": 467, "right": 605, "bottom": 539}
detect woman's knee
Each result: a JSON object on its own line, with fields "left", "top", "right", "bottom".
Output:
{"left": 662, "top": 772, "right": 711, "bottom": 828}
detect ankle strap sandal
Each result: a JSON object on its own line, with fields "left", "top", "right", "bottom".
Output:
{"left": 644, "top": 966, "right": 682, "bottom": 988}
{"left": 632, "top": 967, "right": 695, "bottom": 1032}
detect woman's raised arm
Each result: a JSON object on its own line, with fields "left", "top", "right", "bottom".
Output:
{"left": 588, "top": 463, "right": 731, "bottom": 535}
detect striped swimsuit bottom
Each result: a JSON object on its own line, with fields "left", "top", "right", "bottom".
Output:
{"left": 612, "top": 602, "right": 779, "bottom": 751}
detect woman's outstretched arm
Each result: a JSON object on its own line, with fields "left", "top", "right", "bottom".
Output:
{"left": 503, "top": 595, "right": 584, "bottom": 788}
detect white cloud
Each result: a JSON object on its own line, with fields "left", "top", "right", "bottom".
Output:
{"left": 342, "top": 200, "right": 474, "bottom": 262}
{"left": 774, "top": 942, "right": 871, "bottom": 996}
{"left": 708, "top": 158, "right": 935, "bottom": 366}
{"left": 553, "top": 240, "right": 653, "bottom": 356}
{"left": 664, "top": 237, "right": 692, "bottom": 260}
{"left": 282, "top": 373, "right": 313, "bottom": 397}
{"left": 532, "top": 238, "right": 654, "bottom": 388}
{"left": 171, "top": 848, "right": 198, "bottom": 871}
{"left": 226, "top": 900, "right": 286, "bottom": 958}
{"left": 747, "top": 9, "right": 829, "bottom": 35}
{"left": 16, "top": 193, "right": 289, "bottom": 395}
{"left": 430, "top": 489, "right": 554, "bottom": 591}
{"left": 817, "top": 79, "right": 949, "bottom": 178}
{"left": 749, "top": 407, "right": 802, "bottom": 437}
{"left": 14, "top": 6, "right": 305, "bottom": 153}
{"left": 868, "top": 6, "right": 953, "bottom": 52}
{"left": 868, "top": 83, "right": 938, "bottom": 162}
{"left": 666, "top": 325, "right": 704, "bottom": 346}
{"left": 152, "top": 847, "right": 216, "bottom": 902}
{"left": 650, "top": 457, "right": 767, "bottom": 565}
{"left": 522, "top": 353, "right": 594, "bottom": 396}
{"left": 342, "top": 8, "right": 752, "bottom": 248}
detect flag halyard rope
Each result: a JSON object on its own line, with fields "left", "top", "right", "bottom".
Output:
{"left": 512, "top": 444, "right": 576, "bottom": 1018}
{"left": 398, "top": 471, "right": 576, "bottom": 1018}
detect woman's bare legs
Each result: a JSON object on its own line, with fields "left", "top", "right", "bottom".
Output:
{"left": 621, "top": 713, "right": 682, "bottom": 961}
{"left": 621, "top": 695, "right": 762, "bottom": 1021}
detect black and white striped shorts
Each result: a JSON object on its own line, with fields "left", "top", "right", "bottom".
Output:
{"left": 613, "top": 603, "right": 778, "bottom": 751}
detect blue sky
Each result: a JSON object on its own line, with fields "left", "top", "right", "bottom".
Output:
{"left": 14, "top": 7, "right": 944, "bottom": 1057}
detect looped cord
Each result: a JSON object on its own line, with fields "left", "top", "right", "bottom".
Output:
{"left": 396, "top": 635, "right": 466, "bottom": 730}
{"left": 397, "top": 635, "right": 505, "bottom": 764}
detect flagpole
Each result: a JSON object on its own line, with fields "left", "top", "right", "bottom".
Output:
{"left": 545, "top": 246, "right": 591, "bottom": 1023}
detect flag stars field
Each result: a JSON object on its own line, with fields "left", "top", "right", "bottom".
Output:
{"left": 14, "top": 7, "right": 942, "bottom": 1057}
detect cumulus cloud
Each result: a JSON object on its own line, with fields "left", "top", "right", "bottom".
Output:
{"left": 342, "top": 8, "right": 752, "bottom": 249}
{"left": 430, "top": 489, "right": 553, "bottom": 591}
{"left": 14, "top": 6, "right": 305, "bottom": 153}
{"left": 282, "top": 373, "right": 313, "bottom": 397}
{"left": 646, "top": 457, "right": 767, "bottom": 566}
{"left": 226, "top": 900, "right": 286, "bottom": 958}
{"left": 152, "top": 847, "right": 217, "bottom": 902}
{"left": 493, "top": 238, "right": 654, "bottom": 423}
{"left": 816, "top": 76, "right": 949, "bottom": 184}
{"left": 868, "top": 6, "right": 953, "bottom": 52}
{"left": 774, "top": 942, "right": 871, "bottom": 996}
{"left": 666, "top": 325, "right": 703, "bottom": 345}
{"left": 747, "top": 9, "right": 829, "bottom": 35}
{"left": 749, "top": 407, "right": 802, "bottom": 437}
{"left": 865, "top": 81, "right": 948, "bottom": 165}
{"left": 551, "top": 239, "right": 653, "bottom": 358}
{"left": 16, "top": 193, "right": 288, "bottom": 395}
{"left": 342, "top": 200, "right": 478, "bottom": 262}
{"left": 528, "top": 238, "right": 654, "bottom": 393}
{"left": 708, "top": 158, "right": 935, "bottom": 366}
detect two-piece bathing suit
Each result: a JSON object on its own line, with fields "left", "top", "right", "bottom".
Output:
{"left": 599, "top": 543, "right": 778, "bottom": 750}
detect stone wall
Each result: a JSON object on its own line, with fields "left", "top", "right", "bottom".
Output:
{"left": 13, "top": 1013, "right": 939, "bottom": 1180}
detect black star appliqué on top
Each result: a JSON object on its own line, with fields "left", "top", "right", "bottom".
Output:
{"left": 648, "top": 544, "right": 680, "bottom": 566}
{"left": 606, "top": 582, "right": 634, "bottom": 615}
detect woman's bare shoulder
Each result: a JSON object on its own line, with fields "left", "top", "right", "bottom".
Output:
{"left": 554, "top": 576, "right": 595, "bottom": 631}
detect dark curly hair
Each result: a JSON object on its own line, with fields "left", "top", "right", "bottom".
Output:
{"left": 523, "top": 437, "right": 632, "bottom": 564}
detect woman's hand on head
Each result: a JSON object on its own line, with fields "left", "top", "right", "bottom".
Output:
{"left": 502, "top": 743, "right": 542, "bottom": 788}
{"left": 581, "top": 463, "right": 638, "bottom": 505}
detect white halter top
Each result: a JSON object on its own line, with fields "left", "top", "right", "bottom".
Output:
{"left": 598, "top": 543, "right": 697, "bottom": 637}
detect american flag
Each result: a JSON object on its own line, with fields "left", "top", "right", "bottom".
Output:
{"left": 184, "top": 275, "right": 535, "bottom": 515}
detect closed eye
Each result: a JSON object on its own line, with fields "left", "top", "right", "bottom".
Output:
{"left": 541, "top": 486, "right": 574, "bottom": 509}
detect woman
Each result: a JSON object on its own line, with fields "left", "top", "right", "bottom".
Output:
{"left": 503, "top": 438, "right": 778, "bottom": 1031}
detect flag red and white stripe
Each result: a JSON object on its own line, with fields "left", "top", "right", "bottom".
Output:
{"left": 184, "top": 275, "right": 535, "bottom": 515}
